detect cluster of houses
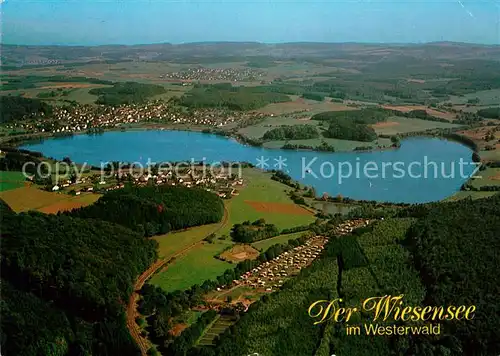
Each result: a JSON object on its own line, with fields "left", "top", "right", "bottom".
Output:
{"left": 231, "top": 236, "right": 329, "bottom": 292}
{"left": 5, "top": 101, "right": 266, "bottom": 135}
{"left": 50, "top": 168, "right": 244, "bottom": 198}
{"left": 213, "top": 219, "right": 374, "bottom": 298}
{"left": 50, "top": 174, "right": 124, "bottom": 194}
{"left": 123, "top": 169, "right": 244, "bottom": 197}
{"left": 333, "top": 218, "right": 372, "bottom": 235}
{"left": 161, "top": 67, "right": 263, "bottom": 82}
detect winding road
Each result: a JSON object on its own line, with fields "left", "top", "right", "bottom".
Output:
{"left": 126, "top": 205, "right": 229, "bottom": 355}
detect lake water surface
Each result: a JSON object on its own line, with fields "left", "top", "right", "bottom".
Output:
{"left": 22, "top": 130, "right": 476, "bottom": 203}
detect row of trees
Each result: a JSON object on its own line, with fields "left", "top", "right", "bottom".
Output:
{"left": 262, "top": 124, "right": 319, "bottom": 141}
{"left": 230, "top": 219, "right": 280, "bottom": 243}
{"left": 281, "top": 140, "right": 336, "bottom": 152}
{"left": 270, "top": 170, "right": 300, "bottom": 189}
{"left": 477, "top": 107, "right": 500, "bottom": 119}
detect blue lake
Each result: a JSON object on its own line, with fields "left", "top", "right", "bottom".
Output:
{"left": 22, "top": 130, "right": 476, "bottom": 203}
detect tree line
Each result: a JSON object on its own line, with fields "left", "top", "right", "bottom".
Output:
{"left": 262, "top": 124, "right": 319, "bottom": 141}
{"left": 230, "top": 219, "right": 281, "bottom": 243}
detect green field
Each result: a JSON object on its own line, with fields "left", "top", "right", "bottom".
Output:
{"left": 251, "top": 231, "right": 309, "bottom": 251}
{"left": 470, "top": 167, "right": 500, "bottom": 188}
{"left": 219, "top": 168, "right": 315, "bottom": 235}
{"left": 0, "top": 171, "right": 26, "bottom": 192}
{"left": 153, "top": 221, "right": 222, "bottom": 259}
{"left": 371, "top": 116, "right": 459, "bottom": 135}
{"left": 444, "top": 191, "right": 498, "bottom": 202}
{"left": 150, "top": 242, "right": 233, "bottom": 292}
{"left": 150, "top": 168, "right": 315, "bottom": 293}
{"left": 443, "top": 167, "right": 500, "bottom": 201}
{"left": 0, "top": 184, "right": 100, "bottom": 212}
{"left": 480, "top": 149, "right": 500, "bottom": 162}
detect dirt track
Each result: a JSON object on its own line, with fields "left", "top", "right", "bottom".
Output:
{"left": 126, "top": 205, "right": 229, "bottom": 355}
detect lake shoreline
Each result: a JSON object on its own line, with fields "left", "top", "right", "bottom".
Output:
{"left": 4, "top": 122, "right": 475, "bottom": 157}
{"left": 19, "top": 130, "right": 476, "bottom": 204}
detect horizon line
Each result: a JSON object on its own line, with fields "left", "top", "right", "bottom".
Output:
{"left": 1, "top": 40, "right": 499, "bottom": 47}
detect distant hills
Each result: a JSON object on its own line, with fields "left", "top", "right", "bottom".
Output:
{"left": 1, "top": 41, "right": 499, "bottom": 67}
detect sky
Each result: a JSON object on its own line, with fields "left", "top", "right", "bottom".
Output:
{"left": 1, "top": 0, "right": 499, "bottom": 45}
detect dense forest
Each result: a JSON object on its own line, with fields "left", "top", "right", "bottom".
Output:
{"left": 0, "top": 95, "right": 53, "bottom": 123}
{"left": 68, "top": 185, "right": 224, "bottom": 236}
{"left": 262, "top": 124, "right": 319, "bottom": 140}
{"left": 301, "top": 92, "right": 325, "bottom": 101}
{"left": 310, "top": 108, "right": 385, "bottom": 142}
{"left": 311, "top": 108, "right": 391, "bottom": 124}
{"left": 0, "top": 147, "right": 45, "bottom": 173}
{"left": 477, "top": 107, "right": 500, "bottom": 119}
{"left": 176, "top": 83, "right": 290, "bottom": 110}
{"left": 404, "top": 194, "right": 500, "bottom": 355}
{"left": 323, "top": 117, "right": 378, "bottom": 142}
{"left": 89, "top": 82, "right": 166, "bottom": 105}
{"left": 0, "top": 206, "right": 158, "bottom": 356}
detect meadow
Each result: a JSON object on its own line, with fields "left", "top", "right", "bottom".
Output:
{"left": 149, "top": 168, "right": 315, "bottom": 293}
{"left": 153, "top": 221, "right": 223, "bottom": 259}
{"left": 480, "top": 149, "right": 500, "bottom": 161}
{"left": 371, "top": 116, "right": 459, "bottom": 135}
{"left": 444, "top": 190, "right": 498, "bottom": 202}
{"left": 0, "top": 171, "right": 26, "bottom": 192}
{"left": 443, "top": 167, "right": 500, "bottom": 201}
{"left": 255, "top": 96, "right": 358, "bottom": 116}
{"left": 0, "top": 184, "right": 100, "bottom": 212}
{"left": 149, "top": 242, "right": 233, "bottom": 292}
{"left": 470, "top": 167, "right": 500, "bottom": 188}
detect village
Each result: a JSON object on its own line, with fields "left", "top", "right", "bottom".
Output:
{"left": 48, "top": 165, "right": 244, "bottom": 199}
{"left": 3, "top": 101, "right": 267, "bottom": 135}
{"left": 161, "top": 67, "right": 263, "bottom": 82}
